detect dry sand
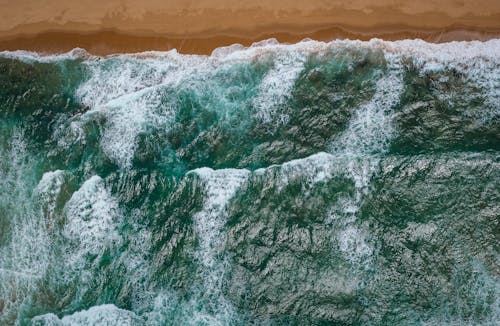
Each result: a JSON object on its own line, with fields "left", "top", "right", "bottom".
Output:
{"left": 0, "top": 0, "right": 499, "bottom": 55}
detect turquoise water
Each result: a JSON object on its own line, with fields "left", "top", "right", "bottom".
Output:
{"left": 0, "top": 39, "right": 498, "bottom": 325}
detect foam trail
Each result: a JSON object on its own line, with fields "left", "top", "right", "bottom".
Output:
{"left": 253, "top": 50, "right": 306, "bottom": 124}
{"left": 330, "top": 56, "right": 404, "bottom": 196}
{"left": 331, "top": 64, "right": 402, "bottom": 156}
{"left": 189, "top": 167, "right": 250, "bottom": 324}
{"left": 58, "top": 175, "right": 122, "bottom": 301}
{"left": 326, "top": 58, "right": 404, "bottom": 268}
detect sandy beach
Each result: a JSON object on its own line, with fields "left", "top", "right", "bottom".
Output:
{"left": 0, "top": 0, "right": 499, "bottom": 55}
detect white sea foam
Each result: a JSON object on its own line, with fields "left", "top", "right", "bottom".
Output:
{"left": 75, "top": 57, "right": 188, "bottom": 168}
{"left": 63, "top": 175, "right": 120, "bottom": 258}
{"left": 59, "top": 175, "right": 122, "bottom": 300}
{"left": 328, "top": 54, "right": 404, "bottom": 209}
{"left": 188, "top": 167, "right": 250, "bottom": 324}
{"left": 327, "top": 60, "right": 403, "bottom": 267}
{"left": 35, "top": 170, "right": 69, "bottom": 223}
{"left": 254, "top": 151, "right": 373, "bottom": 202}
{"left": 325, "top": 195, "right": 376, "bottom": 271}
{"left": 76, "top": 57, "right": 180, "bottom": 108}
{"left": 91, "top": 88, "right": 174, "bottom": 168}
{"left": 337, "top": 225, "right": 373, "bottom": 267}
{"left": 35, "top": 170, "right": 66, "bottom": 196}
{"left": 2, "top": 38, "right": 498, "bottom": 63}
{"left": 190, "top": 167, "right": 249, "bottom": 267}
{"left": 0, "top": 47, "right": 92, "bottom": 63}
{"left": 330, "top": 60, "right": 404, "bottom": 156}
{"left": 32, "top": 304, "right": 143, "bottom": 325}
{"left": 269, "top": 152, "right": 336, "bottom": 188}
{"left": 253, "top": 49, "right": 306, "bottom": 124}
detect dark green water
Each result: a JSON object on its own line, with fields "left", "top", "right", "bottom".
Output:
{"left": 0, "top": 39, "right": 498, "bottom": 325}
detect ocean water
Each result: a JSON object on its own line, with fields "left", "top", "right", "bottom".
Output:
{"left": 0, "top": 38, "right": 499, "bottom": 325}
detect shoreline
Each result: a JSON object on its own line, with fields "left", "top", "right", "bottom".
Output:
{"left": 0, "top": 27, "right": 498, "bottom": 56}
{"left": 0, "top": 0, "right": 499, "bottom": 55}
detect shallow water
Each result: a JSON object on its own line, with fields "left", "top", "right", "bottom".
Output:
{"left": 0, "top": 39, "right": 499, "bottom": 325}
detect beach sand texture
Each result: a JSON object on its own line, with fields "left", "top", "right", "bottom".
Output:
{"left": 0, "top": 0, "right": 499, "bottom": 54}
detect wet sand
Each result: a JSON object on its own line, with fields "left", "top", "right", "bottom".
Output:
{"left": 0, "top": 0, "right": 499, "bottom": 55}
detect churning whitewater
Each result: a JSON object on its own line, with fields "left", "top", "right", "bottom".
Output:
{"left": 0, "top": 38, "right": 499, "bottom": 325}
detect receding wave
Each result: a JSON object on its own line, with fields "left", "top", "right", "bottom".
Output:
{"left": 0, "top": 39, "right": 499, "bottom": 325}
